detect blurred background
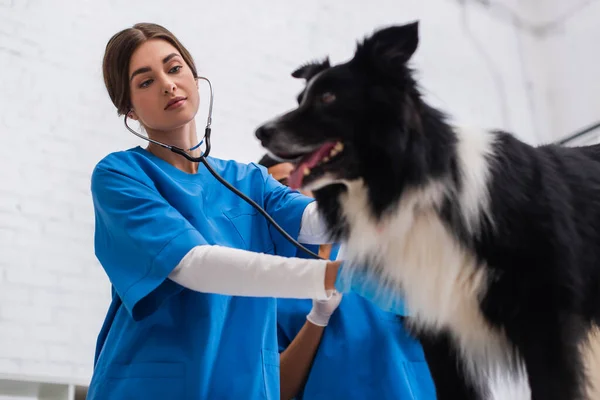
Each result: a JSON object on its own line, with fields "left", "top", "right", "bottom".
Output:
{"left": 0, "top": 0, "right": 598, "bottom": 398}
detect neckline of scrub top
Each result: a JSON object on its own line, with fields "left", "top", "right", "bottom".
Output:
{"left": 131, "top": 146, "right": 213, "bottom": 182}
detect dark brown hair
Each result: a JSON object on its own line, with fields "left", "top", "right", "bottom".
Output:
{"left": 102, "top": 23, "right": 198, "bottom": 116}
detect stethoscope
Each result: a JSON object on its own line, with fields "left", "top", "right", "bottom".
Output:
{"left": 124, "top": 77, "right": 322, "bottom": 260}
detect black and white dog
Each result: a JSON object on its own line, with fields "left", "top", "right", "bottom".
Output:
{"left": 255, "top": 22, "right": 600, "bottom": 400}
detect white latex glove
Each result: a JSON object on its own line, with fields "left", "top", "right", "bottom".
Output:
{"left": 306, "top": 291, "right": 343, "bottom": 327}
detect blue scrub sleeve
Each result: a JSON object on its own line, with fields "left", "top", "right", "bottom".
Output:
{"left": 260, "top": 169, "right": 314, "bottom": 258}
{"left": 335, "top": 263, "right": 408, "bottom": 316}
{"left": 91, "top": 166, "right": 208, "bottom": 321}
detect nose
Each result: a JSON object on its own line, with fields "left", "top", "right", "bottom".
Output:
{"left": 255, "top": 123, "right": 277, "bottom": 143}
{"left": 163, "top": 78, "right": 176, "bottom": 94}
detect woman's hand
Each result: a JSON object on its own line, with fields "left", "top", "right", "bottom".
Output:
{"left": 334, "top": 264, "right": 408, "bottom": 316}
{"left": 306, "top": 291, "right": 343, "bottom": 327}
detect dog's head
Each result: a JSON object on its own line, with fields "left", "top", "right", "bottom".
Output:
{"left": 255, "top": 21, "right": 428, "bottom": 193}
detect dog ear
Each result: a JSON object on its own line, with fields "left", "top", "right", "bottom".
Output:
{"left": 364, "top": 21, "right": 419, "bottom": 67}
{"left": 291, "top": 58, "right": 331, "bottom": 81}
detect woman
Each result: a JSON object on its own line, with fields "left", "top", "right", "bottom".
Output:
{"left": 88, "top": 22, "right": 341, "bottom": 399}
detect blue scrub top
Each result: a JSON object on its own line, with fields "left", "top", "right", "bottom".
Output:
{"left": 277, "top": 246, "right": 436, "bottom": 400}
{"left": 87, "top": 146, "right": 313, "bottom": 400}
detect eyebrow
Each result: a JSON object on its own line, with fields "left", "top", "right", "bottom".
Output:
{"left": 129, "top": 53, "right": 181, "bottom": 82}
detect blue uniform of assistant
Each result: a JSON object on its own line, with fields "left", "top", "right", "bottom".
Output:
{"left": 277, "top": 245, "right": 436, "bottom": 400}
{"left": 87, "top": 146, "right": 313, "bottom": 399}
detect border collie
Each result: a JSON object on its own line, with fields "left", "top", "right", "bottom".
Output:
{"left": 255, "top": 22, "right": 600, "bottom": 400}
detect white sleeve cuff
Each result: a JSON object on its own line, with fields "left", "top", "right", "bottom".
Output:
{"left": 168, "top": 245, "right": 330, "bottom": 300}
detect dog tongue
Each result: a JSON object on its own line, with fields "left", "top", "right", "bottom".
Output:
{"left": 288, "top": 142, "right": 337, "bottom": 190}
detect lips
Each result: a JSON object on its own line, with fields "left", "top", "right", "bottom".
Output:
{"left": 165, "top": 96, "right": 187, "bottom": 110}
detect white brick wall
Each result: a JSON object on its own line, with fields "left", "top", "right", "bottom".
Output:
{"left": 481, "top": 0, "right": 600, "bottom": 142}
{"left": 0, "top": 0, "right": 585, "bottom": 387}
{"left": 533, "top": 0, "right": 600, "bottom": 141}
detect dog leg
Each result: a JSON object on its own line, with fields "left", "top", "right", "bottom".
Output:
{"left": 418, "top": 330, "right": 482, "bottom": 400}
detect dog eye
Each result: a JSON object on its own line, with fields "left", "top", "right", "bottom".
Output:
{"left": 319, "top": 92, "right": 336, "bottom": 105}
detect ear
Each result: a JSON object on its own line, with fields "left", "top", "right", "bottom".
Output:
{"left": 127, "top": 109, "right": 139, "bottom": 121}
{"left": 291, "top": 58, "right": 331, "bottom": 81}
{"left": 364, "top": 21, "right": 419, "bottom": 66}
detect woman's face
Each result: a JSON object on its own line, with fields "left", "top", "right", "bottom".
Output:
{"left": 128, "top": 39, "right": 199, "bottom": 132}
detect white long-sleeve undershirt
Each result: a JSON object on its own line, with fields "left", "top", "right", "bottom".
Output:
{"left": 297, "top": 202, "right": 333, "bottom": 244}
{"left": 168, "top": 202, "right": 334, "bottom": 300}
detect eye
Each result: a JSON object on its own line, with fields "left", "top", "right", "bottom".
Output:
{"left": 278, "top": 177, "right": 289, "bottom": 186}
{"left": 139, "top": 79, "right": 153, "bottom": 88}
{"left": 319, "top": 92, "right": 336, "bottom": 105}
{"left": 169, "top": 65, "right": 182, "bottom": 74}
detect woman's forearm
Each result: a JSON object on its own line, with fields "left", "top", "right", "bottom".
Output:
{"left": 279, "top": 321, "right": 325, "bottom": 400}
{"left": 168, "top": 245, "right": 338, "bottom": 299}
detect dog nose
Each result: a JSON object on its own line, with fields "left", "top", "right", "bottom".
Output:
{"left": 255, "top": 124, "right": 276, "bottom": 142}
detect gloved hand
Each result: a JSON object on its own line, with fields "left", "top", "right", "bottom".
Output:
{"left": 306, "top": 291, "right": 343, "bottom": 327}
{"left": 335, "top": 262, "right": 408, "bottom": 316}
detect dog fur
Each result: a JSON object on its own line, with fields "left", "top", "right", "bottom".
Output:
{"left": 256, "top": 22, "right": 600, "bottom": 399}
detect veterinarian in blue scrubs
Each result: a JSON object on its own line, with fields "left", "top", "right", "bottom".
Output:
{"left": 88, "top": 23, "right": 341, "bottom": 399}
{"left": 260, "top": 155, "right": 436, "bottom": 399}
